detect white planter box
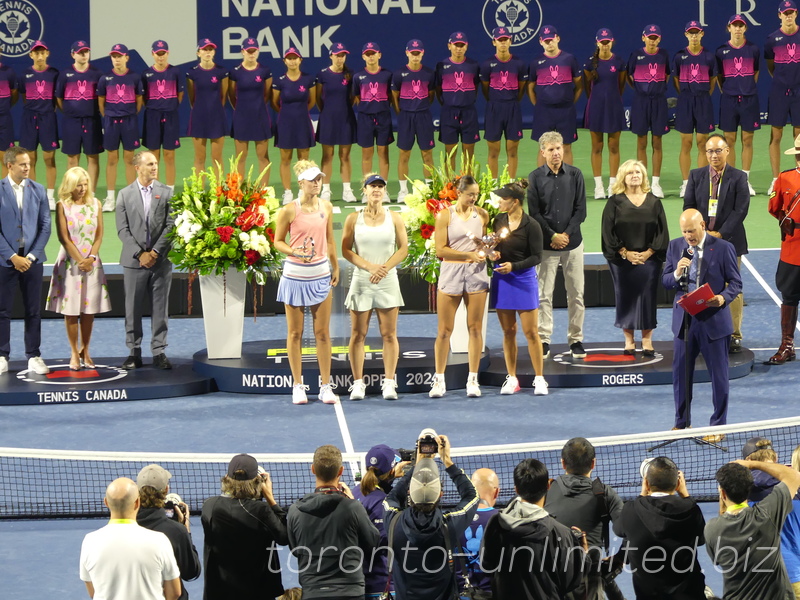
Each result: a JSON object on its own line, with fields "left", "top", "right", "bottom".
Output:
{"left": 449, "top": 297, "right": 489, "bottom": 354}
{"left": 199, "top": 269, "right": 247, "bottom": 359}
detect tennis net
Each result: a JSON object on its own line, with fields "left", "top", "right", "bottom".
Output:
{"left": 2, "top": 417, "right": 799, "bottom": 519}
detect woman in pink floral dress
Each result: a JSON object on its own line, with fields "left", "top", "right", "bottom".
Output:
{"left": 46, "top": 167, "right": 111, "bottom": 370}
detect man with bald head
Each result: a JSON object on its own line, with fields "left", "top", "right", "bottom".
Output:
{"left": 663, "top": 209, "right": 741, "bottom": 439}
{"left": 459, "top": 468, "right": 500, "bottom": 598}
{"left": 79, "top": 477, "right": 181, "bottom": 600}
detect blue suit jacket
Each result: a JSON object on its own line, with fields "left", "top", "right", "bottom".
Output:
{"left": 0, "top": 177, "right": 51, "bottom": 267}
{"left": 662, "top": 234, "right": 742, "bottom": 341}
{"left": 682, "top": 165, "right": 750, "bottom": 256}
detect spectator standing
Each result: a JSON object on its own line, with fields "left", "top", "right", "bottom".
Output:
{"left": 459, "top": 468, "right": 500, "bottom": 599}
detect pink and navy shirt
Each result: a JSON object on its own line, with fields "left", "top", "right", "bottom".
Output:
{"left": 56, "top": 65, "right": 101, "bottom": 118}
{"left": 0, "top": 65, "right": 18, "bottom": 115}
{"left": 530, "top": 51, "right": 580, "bottom": 105}
{"left": 627, "top": 47, "right": 671, "bottom": 96}
{"left": 98, "top": 70, "right": 143, "bottom": 117}
{"left": 142, "top": 65, "right": 183, "bottom": 112}
{"left": 765, "top": 27, "right": 800, "bottom": 88}
{"left": 480, "top": 55, "right": 528, "bottom": 102}
{"left": 354, "top": 67, "right": 392, "bottom": 114}
{"left": 435, "top": 57, "right": 480, "bottom": 107}
{"left": 392, "top": 64, "right": 435, "bottom": 112}
{"left": 673, "top": 47, "right": 716, "bottom": 95}
{"left": 19, "top": 66, "right": 58, "bottom": 114}
{"left": 716, "top": 41, "right": 760, "bottom": 96}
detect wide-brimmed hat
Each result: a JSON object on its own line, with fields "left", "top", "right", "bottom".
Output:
{"left": 784, "top": 133, "right": 800, "bottom": 155}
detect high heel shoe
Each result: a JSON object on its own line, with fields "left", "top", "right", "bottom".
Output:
{"left": 623, "top": 346, "right": 636, "bottom": 356}
{"left": 69, "top": 356, "right": 81, "bottom": 371}
{"left": 79, "top": 348, "right": 95, "bottom": 368}
{"left": 642, "top": 346, "right": 656, "bottom": 357}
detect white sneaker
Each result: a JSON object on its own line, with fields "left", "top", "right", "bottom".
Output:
{"left": 319, "top": 384, "right": 339, "bottom": 404}
{"left": 429, "top": 378, "right": 446, "bottom": 398}
{"left": 593, "top": 184, "right": 605, "bottom": 200}
{"left": 651, "top": 181, "right": 664, "bottom": 198}
{"left": 28, "top": 356, "right": 50, "bottom": 375}
{"left": 534, "top": 376, "right": 549, "bottom": 396}
{"left": 607, "top": 183, "right": 615, "bottom": 197}
{"left": 348, "top": 380, "right": 366, "bottom": 401}
{"left": 48, "top": 197, "right": 56, "bottom": 211}
{"left": 342, "top": 187, "right": 358, "bottom": 203}
{"left": 747, "top": 181, "right": 756, "bottom": 197}
{"left": 0, "top": 356, "right": 7, "bottom": 374}
{"left": 320, "top": 189, "right": 331, "bottom": 202}
{"left": 466, "top": 378, "right": 481, "bottom": 398}
{"left": 679, "top": 182, "right": 687, "bottom": 198}
{"left": 102, "top": 197, "right": 116, "bottom": 212}
{"left": 382, "top": 378, "right": 398, "bottom": 400}
{"left": 282, "top": 190, "right": 294, "bottom": 205}
{"left": 501, "top": 375, "right": 520, "bottom": 395}
{"left": 382, "top": 191, "right": 391, "bottom": 203}
{"left": 397, "top": 189, "right": 408, "bottom": 204}
{"left": 769, "top": 178, "right": 777, "bottom": 195}
{"left": 292, "top": 384, "right": 309, "bottom": 405}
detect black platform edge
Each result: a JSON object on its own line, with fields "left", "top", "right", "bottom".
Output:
{"left": 481, "top": 341, "right": 754, "bottom": 388}
{"left": 0, "top": 359, "right": 213, "bottom": 406}
{"left": 193, "top": 338, "right": 489, "bottom": 395}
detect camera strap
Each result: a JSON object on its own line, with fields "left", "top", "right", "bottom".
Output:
{"left": 443, "top": 520, "right": 471, "bottom": 600}
{"left": 382, "top": 515, "right": 400, "bottom": 600}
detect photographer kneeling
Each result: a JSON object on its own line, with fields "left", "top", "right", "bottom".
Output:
{"left": 384, "top": 430, "right": 479, "bottom": 600}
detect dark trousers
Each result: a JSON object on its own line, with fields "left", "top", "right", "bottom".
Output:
{"left": 672, "top": 320, "right": 729, "bottom": 428}
{"left": 0, "top": 261, "right": 44, "bottom": 359}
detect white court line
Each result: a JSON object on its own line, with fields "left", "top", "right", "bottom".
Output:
{"left": 741, "top": 255, "right": 800, "bottom": 333}
{"left": 333, "top": 398, "right": 361, "bottom": 480}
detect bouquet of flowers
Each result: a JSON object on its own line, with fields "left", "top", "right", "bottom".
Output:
{"left": 401, "top": 152, "right": 512, "bottom": 284}
{"left": 168, "top": 156, "right": 281, "bottom": 285}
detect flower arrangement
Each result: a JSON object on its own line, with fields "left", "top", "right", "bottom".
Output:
{"left": 168, "top": 156, "right": 281, "bottom": 285}
{"left": 401, "top": 152, "right": 512, "bottom": 284}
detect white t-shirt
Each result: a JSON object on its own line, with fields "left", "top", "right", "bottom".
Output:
{"left": 79, "top": 520, "right": 180, "bottom": 600}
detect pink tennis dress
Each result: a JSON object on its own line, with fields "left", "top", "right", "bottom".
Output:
{"left": 46, "top": 200, "right": 111, "bottom": 316}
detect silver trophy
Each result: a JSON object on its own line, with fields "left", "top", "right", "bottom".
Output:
{"left": 467, "top": 228, "right": 509, "bottom": 261}
{"left": 296, "top": 236, "right": 316, "bottom": 262}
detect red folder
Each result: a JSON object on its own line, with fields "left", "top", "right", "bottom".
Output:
{"left": 677, "top": 283, "right": 715, "bottom": 315}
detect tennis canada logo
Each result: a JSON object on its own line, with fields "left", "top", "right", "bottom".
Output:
{"left": 482, "top": 0, "right": 543, "bottom": 47}
{"left": 18, "top": 364, "right": 129, "bottom": 403}
{"left": 553, "top": 347, "right": 664, "bottom": 369}
{"left": 0, "top": 0, "right": 44, "bottom": 58}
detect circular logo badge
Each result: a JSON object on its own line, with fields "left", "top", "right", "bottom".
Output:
{"left": 553, "top": 348, "right": 664, "bottom": 369}
{"left": 17, "top": 364, "right": 128, "bottom": 385}
{"left": 0, "top": 2, "right": 45, "bottom": 58}
{"left": 482, "top": 0, "right": 543, "bottom": 47}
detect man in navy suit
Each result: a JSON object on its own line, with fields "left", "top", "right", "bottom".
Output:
{"left": 0, "top": 146, "right": 51, "bottom": 375}
{"left": 683, "top": 133, "right": 750, "bottom": 354}
{"left": 663, "top": 209, "right": 742, "bottom": 442}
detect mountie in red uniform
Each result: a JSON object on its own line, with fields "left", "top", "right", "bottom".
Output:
{"left": 767, "top": 152, "right": 800, "bottom": 365}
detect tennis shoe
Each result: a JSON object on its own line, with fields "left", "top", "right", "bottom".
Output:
{"left": 320, "top": 189, "right": 331, "bottom": 202}
{"left": 292, "top": 384, "right": 309, "bottom": 405}
{"left": 593, "top": 184, "right": 605, "bottom": 200}
{"left": 102, "top": 197, "right": 116, "bottom": 212}
{"left": 651, "top": 181, "right": 664, "bottom": 198}
{"left": 679, "top": 182, "right": 687, "bottom": 198}
{"left": 501, "top": 375, "right": 520, "bottom": 395}
{"left": 319, "top": 384, "right": 339, "bottom": 404}
{"left": 542, "top": 342, "right": 550, "bottom": 359}
{"left": 382, "top": 378, "right": 398, "bottom": 400}
{"left": 607, "top": 183, "right": 615, "bottom": 197}
{"left": 429, "top": 378, "right": 446, "bottom": 398}
{"left": 348, "top": 380, "right": 366, "bottom": 401}
{"left": 534, "top": 376, "right": 549, "bottom": 396}
{"left": 28, "top": 356, "right": 50, "bottom": 375}
{"left": 397, "top": 189, "right": 408, "bottom": 204}
{"left": 747, "top": 181, "right": 756, "bottom": 197}
{"left": 342, "top": 188, "right": 358, "bottom": 203}
{"left": 383, "top": 191, "right": 391, "bottom": 203}
{"left": 570, "top": 342, "right": 587, "bottom": 359}
{"left": 466, "top": 378, "right": 481, "bottom": 398}
{"left": 282, "top": 190, "right": 294, "bottom": 205}
{"left": 0, "top": 356, "right": 7, "bottom": 374}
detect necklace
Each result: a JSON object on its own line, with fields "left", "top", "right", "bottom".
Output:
{"left": 300, "top": 197, "right": 319, "bottom": 213}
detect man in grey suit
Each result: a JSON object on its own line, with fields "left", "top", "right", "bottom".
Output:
{"left": 116, "top": 150, "right": 174, "bottom": 370}
{"left": 683, "top": 133, "right": 750, "bottom": 354}
{"left": 0, "top": 146, "right": 51, "bottom": 375}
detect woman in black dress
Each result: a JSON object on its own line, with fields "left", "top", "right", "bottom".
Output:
{"left": 490, "top": 181, "right": 548, "bottom": 396}
{"left": 601, "top": 159, "right": 669, "bottom": 356}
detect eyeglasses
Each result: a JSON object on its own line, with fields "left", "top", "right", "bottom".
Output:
{"left": 705, "top": 148, "right": 728, "bottom": 155}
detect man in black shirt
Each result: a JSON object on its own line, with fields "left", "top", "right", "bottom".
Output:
{"left": 527, "top": 131, "right": 587, "bottom": 359}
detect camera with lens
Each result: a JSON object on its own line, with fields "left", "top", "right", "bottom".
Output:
{"left": 164, "top": 492, "right": 185, "bottom": 522}
{"left": 417, "top": 428, "right": 439, "bottom": 456}
{"left": 398, "top": 448, "right": 415, "bottom": 463}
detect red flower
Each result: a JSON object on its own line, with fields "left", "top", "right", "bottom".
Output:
{"left": 420, "top": 224, "right": 435, "bottom": 239}
{"left": 245, "top": 249, "right": 260, "bottom": 265}
{"left": 216, "top": 226, "right": 234, "bottom": 243}
{"left": 426, "top": 198, "right": 451, "bottom": 216}
{"left": 265, "top": 227, "right": 275, "bottom": 242}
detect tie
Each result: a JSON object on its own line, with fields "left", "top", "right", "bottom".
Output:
{"left": 709, "top": 171, "right": 720, "bottom": 231}
{"left": 142, "top": 186, "right": 151, "bottom": 248}
{"left": 688, "top": 250, "right": 698, "bottom": 292}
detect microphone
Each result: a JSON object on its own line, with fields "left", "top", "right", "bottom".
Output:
{"left": 680, "top": 246, "right": 694, "bottom": 279}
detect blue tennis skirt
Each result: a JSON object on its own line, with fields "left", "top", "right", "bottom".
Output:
{"left": 490, "top": 266, "right": 539, "bottom": 311}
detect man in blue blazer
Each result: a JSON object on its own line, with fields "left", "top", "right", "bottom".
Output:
{"left": 0, "top": 146, "right": 51, "bottom": 375}
{"left": 683, "top": 133, "right": 750, "bottom": 354}
{"left": 663, "top": 209, "right": 742, "bottom": 441}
